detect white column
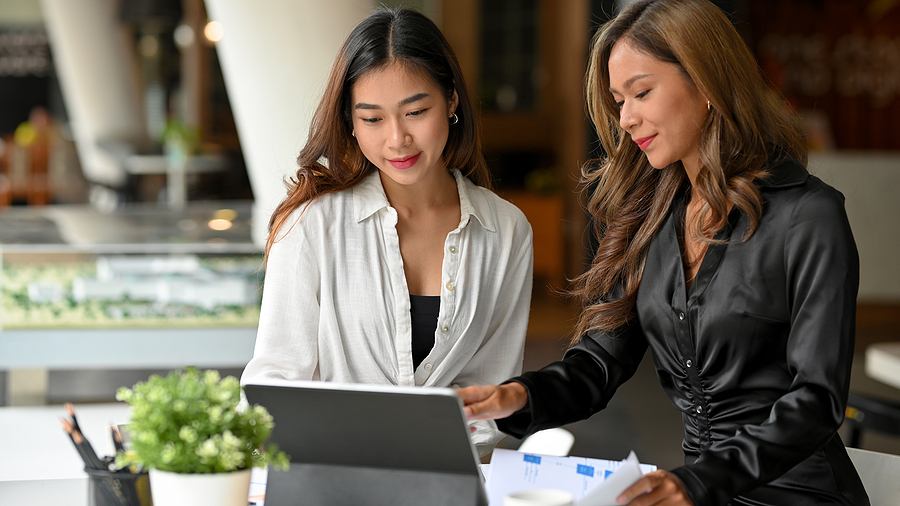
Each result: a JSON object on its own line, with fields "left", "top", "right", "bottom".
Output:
{"left": 39, "top": 0, "right": 147, "bottom": 189}
{"left": 204, "top": 0, "right": 374, "bottom": 247}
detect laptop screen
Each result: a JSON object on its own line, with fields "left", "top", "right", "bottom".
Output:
{"left": 242, "top": 378, "right": 482, "bottom": 475}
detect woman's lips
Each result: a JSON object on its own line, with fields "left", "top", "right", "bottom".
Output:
{"left": 635, "top": 135, "right": 656, "bottom": 150}
{"left": 388, "top": 153, "right": 421, "bottom": 169}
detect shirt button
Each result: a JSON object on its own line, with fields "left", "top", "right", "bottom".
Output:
{"left": 449, "top": 246, "right": 457, "bottom": 254}
{"left": 424, "top": 363, "right": 432, "bottom": 371}
{"left": 441, "top": 326, "right": 449, "bottom": 334}
{"left": 679, "top": 312, "right": 685, "bottom": 320}
{"left": 696, "top": 405, "right": 703, "bottom": 414}
{"left": 686, "top": 360, "right": 693, "bottom": 368}
{"left": 445, "top": 282, "right": 455, "bottom": 291}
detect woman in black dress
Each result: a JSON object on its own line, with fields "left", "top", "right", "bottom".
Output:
{"left": 458, "top": 0, "right": 868, "bottom": 504}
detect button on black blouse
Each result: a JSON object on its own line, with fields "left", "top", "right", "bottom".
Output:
{"left": 499, "top": 160, "right": 869, "bottom": 506}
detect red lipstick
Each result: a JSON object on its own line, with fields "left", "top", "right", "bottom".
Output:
{"left": 388, "top": 153, "right": 421, "bottom": 169}
{"left": 635, "top": 135, "right": 656, "bottom": 150}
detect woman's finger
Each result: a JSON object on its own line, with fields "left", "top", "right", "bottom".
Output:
{"left": 616, "top": 470, "right": 693, "bottom": 505}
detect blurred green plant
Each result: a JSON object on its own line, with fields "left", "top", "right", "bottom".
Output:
{"left": 116, "top": 367, "right": 289, "bottom": 474}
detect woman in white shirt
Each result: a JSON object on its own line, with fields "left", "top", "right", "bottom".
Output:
{"left": 241, "top": 7, "right": 534, "bottom": 455}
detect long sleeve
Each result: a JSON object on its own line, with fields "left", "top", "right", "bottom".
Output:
{"left": 498, "top": 322, "right": 648, "bottom": 439}
{"left": 241, "top": 211, "right": 321, "bottom": 385}
{"left": 670, "top": 182, "right": 860, "bottom": 506}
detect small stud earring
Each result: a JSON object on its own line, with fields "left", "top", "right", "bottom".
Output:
{"left": 351, "top": 130, "right": 356, "bottom": 137}
{"left": 449, "top": 113, "right": 459, "bottom": 125}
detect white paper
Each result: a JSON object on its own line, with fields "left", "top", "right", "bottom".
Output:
{"left": 485, "top": 449, "right": 655, "bottom": 506}
{"left": 575, "top": 451, "right": 644, "bottom": 506}
{"left": 248, "top": 466, "right": 267, "bottom": 505}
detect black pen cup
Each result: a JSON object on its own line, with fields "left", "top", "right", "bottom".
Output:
{"left": 86, "top": 467, "right": 153, "bottom": 506}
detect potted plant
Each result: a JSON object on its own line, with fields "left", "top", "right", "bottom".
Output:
{"left": 116, "top": 367, "right": 289, "bottom": 506}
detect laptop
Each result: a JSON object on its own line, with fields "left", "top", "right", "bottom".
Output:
{"left": 243, "top": 378, "right": 488, "bottom": 506}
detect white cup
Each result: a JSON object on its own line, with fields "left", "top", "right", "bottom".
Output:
{"left": 504, "top": 489, "right": 575, "bottom": 506}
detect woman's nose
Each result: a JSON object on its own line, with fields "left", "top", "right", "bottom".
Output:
{"left": 618, "top": 101, "right": 638, "bottom": 132}
{"left": 387, "top": 119, "right": 411, "bottom": 149}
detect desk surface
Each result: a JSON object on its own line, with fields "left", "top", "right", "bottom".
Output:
{"left": 0, "top": 403, "right": 130, "bottom": 505}
{"left": 0, "top": 403, "right": 271, "bottom": 505}
{"left": 0, "top": 402, "right": 130, "bottom": 481}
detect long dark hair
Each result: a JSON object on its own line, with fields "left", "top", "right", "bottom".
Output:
{"left": 266, "top": 7, "right": 489, "bottom": 261}
{"left": 571, "top": 0, "right": 807, "bottom": 339}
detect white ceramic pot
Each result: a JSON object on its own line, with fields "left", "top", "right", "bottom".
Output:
{"left": 149, "top": 468, "right": 252, "bottom": 506}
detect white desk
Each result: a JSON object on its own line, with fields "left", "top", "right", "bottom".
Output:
{"left": 0, "top": 403, "right": 130, "bottom": 505}
{"left": 865, "top": 342, "right": 900, "bottom": 391}
{"left": 0, "top": 403, "right": 270, "bottom": 505}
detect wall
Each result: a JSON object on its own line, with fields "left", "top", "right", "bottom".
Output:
{"left": 811, "top": 152, "right": 900, "bottom": 303}
{"left": 0, "top": 0, "right": 42, "bottom": 24}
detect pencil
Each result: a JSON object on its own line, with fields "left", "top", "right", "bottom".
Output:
{"left": 65, "top": 403, "right": 81, "bottom": 432}
{"left": 61, "top": 417, "right": 105, "bottom": 470}
{"left": 61, "top": 418, "right": 94, "bottom": 469}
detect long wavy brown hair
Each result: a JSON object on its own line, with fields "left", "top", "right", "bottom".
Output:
{"left": 265, "top": 7, "right": 490, "bottom": 263}
{"left": 571, "top": 0, "right": 807, "bottom": 339}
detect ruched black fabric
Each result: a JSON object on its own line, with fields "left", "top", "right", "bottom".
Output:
{"left": 498, "top": 159, "right": 869, "bottom": 506}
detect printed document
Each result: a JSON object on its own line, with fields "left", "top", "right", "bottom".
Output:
{"left": 485, "top": 449, "right": 655, "bottom": 505}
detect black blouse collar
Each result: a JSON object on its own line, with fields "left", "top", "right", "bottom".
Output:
{"left": 757, "top": 158, "right": 809, "bottom": 189}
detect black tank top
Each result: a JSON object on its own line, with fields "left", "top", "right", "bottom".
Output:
{"left": 409, "top": 295, "right": 439, "bottom": 369}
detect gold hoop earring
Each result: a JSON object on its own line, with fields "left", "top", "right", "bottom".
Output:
{"left": 449, "top": 113, "right": 459, "bottom": 125}
{"left": 351, "top": 130, "right": 356, "bottom": 137}
{"left": 707, "top": 100, "right": 711, "bottom": 111}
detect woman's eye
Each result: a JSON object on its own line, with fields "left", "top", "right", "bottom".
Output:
{"left": 361, "top": 117, "right": 380, "bottom": 124}
{"left": 408, "top": 108, "right": 427, "bottom": 117}
{"left": 614, "top": 100, "right": 624, "bottom": 109}
{"left": 636, "top": 90, "right": 649, "bottom": 99}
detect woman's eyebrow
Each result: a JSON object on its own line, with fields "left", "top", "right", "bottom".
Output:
{"left": 399, "top": 92, "right": 430, "bottom": 106}
{"left": 609, "top": 73, "right": 651, "bottom": 94}
{"left": 355, "top": 92, "right": 431, "bottom": 110}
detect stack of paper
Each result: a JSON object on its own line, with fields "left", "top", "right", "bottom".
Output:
{"left": 485, "top": 449, "right": 656, "bottom": 506}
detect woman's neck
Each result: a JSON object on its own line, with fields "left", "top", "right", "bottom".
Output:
{"left": 379, "top": 168, "right": 459, "bottom": 214}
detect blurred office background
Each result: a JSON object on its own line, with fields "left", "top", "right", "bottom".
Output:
{"left": 0, "top": 0, "right": 898, "bottom": 469}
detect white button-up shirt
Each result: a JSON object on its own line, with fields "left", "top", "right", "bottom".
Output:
{"left": 241, "top": 169, "right": 533, "bottom": 453}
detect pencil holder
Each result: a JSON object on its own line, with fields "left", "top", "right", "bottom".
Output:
{"left": 86, "top": 467, "right": 153, "bottom": 506}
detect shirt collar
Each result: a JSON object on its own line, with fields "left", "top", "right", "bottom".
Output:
{"left": 352, "top": 171, "right": 391, "bottom": 222}
{"left": 352, "top": 169, "right": 497, "bottom": 233}
{"left": 758, "top": 157, "right": 809, "bottom": 189}
{"left": 453, "top": 169, "right": 496, "bottom": 232}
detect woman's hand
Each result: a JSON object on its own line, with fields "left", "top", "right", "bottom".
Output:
{"left": 617, "top": 470, "right": 693, "bottom": 505}
{"left": 456, "top": 383, "right": 528, "bottom": 421}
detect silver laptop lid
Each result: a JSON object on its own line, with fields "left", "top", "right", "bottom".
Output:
{"left": 242, "top": 378, "right": 482, "bottom": 475}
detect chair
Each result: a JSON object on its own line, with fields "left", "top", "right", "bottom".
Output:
{"left": 845, "top": 447, "right": 900, "bottom": 506}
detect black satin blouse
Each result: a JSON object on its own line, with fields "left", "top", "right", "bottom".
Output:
{"left": 498, "top": 160, "right": 869, "bottom": 506}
